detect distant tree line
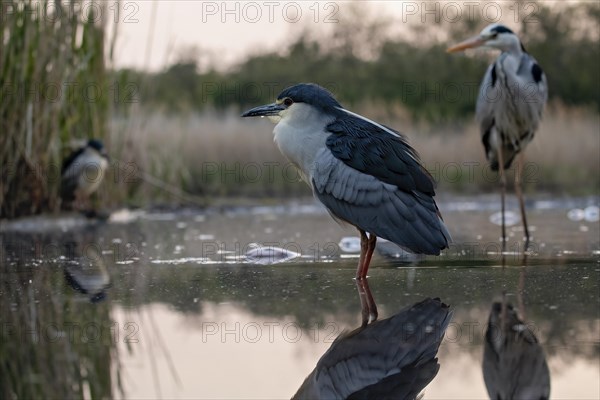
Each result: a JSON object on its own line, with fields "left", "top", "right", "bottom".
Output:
{"left": 114, "top": 1, "right": 599, "bottom": 121}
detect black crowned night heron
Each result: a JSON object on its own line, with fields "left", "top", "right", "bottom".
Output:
{"left": 483, "top": 301, "right": 550, "bottom": 399}
{"left": 61, "top": 139, "right": 109, "bottom": 209}
{"left": 293, "top": 298, "right": 451, "bottom": 399}
{"left": 242, "top": 84, "right": 450, "bottom": 279}
{"left": 447, "top": 24, "right": 548, "bottom": 248}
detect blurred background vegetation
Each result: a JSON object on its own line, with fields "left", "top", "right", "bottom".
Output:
{"left": 1, "top": 0, "right": 113, "bottom": 218}
{"left": 119, "top": 1, "right": 599, "bottom": 117}
{"left": 1, "top": 1, "right": 599, "bottom": 218}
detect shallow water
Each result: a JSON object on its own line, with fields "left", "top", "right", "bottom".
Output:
{"left": 1, "top": 197, "right": 599, "bottom": 399}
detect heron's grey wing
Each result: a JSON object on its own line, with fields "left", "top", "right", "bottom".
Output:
{"left": 293, "top": 298, "right": 451, "bottom": 400}
{"left": 326, "top": 115, "right": 435, "bottom": 196}
{"left": 476, "top": 63, "right": 503, "bottom": 169}
{"left": 312, "top": 149, "right": 450, "bottom": 255}
{"left": 516, "top": 53, "right": 548, "bottom": 123}
{"left": 62, "top": 147, "right": 85, "bottom": 174}
{"left": 478, "top": 54, "right": 548, "bottom": 171}
{"left": 61, "top": 149, "right": 86, "bottom": 201}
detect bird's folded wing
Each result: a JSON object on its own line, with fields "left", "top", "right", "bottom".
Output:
{"left": 312, "top": 149, "right": 450, "bottom": 255}
{"left": 476, "top": 63, "right": 498, "bottom": 140}
{"left": 477, "top": 54, "right": 547, "bottom": 140}
{"left": 61, "top": 152, "right": 87, "bottom": 199}
{"left": 61, "top": 147, "right": 86, "bottom": 174}
{"left": 517, "top": 54, "right": 548, "bottom": 118}
{"left": 326, "top": 116, "right": 436, "bottom": 196}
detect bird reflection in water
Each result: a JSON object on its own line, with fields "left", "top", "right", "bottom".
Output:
{"left": 293, "top": 296, "right": 452, "bottom": 400}
{"left": 62, "top": 230, "right": 111, "bottom": 303}
{"left": 483, "top": 295, "right": 551, "bottom": 399}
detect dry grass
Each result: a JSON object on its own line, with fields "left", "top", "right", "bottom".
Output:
{"left": 410, "top": 103, "right": 600, "bottom": 195}
{"left": 109, "top": 102, "right": 599, "bottom": 205}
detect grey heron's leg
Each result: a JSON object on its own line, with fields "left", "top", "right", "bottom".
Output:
{"left": 355, "top": 277, "right": 378, "bottom": 327}
{"left": 517, "top": 267, "right": 527, "bottom": 322}
{"left": 497, "top": 146, "right": 507, "bottom": 251}
{"left": 514, "top": 152, "right": 530, "bottom": 249}
{"left": 500, "top": 290, "right": 508, "bottom": 333}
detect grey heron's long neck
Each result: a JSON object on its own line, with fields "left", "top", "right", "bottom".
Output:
{"left": 497, "top": 46, "right": 523, "bottom": 77}
{"left": 502, "top": 39, "right": 524, "bottom": 57}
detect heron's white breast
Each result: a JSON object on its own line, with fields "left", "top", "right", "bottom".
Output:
{"left": 73, "top": 148, "right": 108, "bottom": 195}
{"left": 273, "top": 103, "right": 333, "bottom": 184}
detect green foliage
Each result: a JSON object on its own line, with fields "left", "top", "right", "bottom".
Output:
{"left": 123, "top": 2, "right": 599, "bottom": 119}
{"left": 524, "top": 4, "right": 600, "bottom": 108}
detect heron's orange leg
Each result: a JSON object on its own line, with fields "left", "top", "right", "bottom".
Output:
{"left": 500, "top": 290, "right": 508, "bottom": 332}
{"left": 356, "top": 230, "right": 368, "bottom": 279}
{"left": 356, "top": 230, "right": 376, "bottom": 280}
{"left": 514, "top": 152, "right": 530, "bottom": 249}
{"left": 362, "top": 234, "right": 377, "bottom": 278}
{"left": 356, "top": 277, "right": 378, "bottom": 326}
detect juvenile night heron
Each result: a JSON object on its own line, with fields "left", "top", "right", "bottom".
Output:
{"left": 242, "top": 84, "right": 450, "bottom": 279}
{"left": 61, "top": 139, "right": 109, "bottom": 209}
{"left": 447, "top": 24, "right": 548, "bottom": 248}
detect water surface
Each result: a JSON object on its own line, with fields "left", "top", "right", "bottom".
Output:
{"left": 1, "top": 197, "right": 598, "bottom": 399}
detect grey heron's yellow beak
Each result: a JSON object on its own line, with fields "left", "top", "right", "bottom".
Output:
{"left": 241, "top": 103, "right": 285, "bottom": 118}
{"left": 446, "top": 35, "right": 488, "bottom": 53}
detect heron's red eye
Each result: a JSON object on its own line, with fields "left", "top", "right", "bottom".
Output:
{"left": 284, "top": 98, "right": 293, "bottom": 107}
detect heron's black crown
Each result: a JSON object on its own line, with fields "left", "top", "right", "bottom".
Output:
{"left": 490, "top": 25, "right": 514, "bottom": 35}
{"left": 489, "top": 24, "right": 526, "bottom": 52}
{"left": 87, "top": 139, "right": 104, "bottom": 152}
{"left": 277, "top": 83, "right": 342, "bottom": 113}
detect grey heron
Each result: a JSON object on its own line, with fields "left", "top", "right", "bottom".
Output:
{"left": 293, "top": 298, "right": 451, "bottom": 399}
{"left": 61, "top": 139, "right": 109, "bottom": 210}
{"left": 448, "top": 23, "right": 548, "bottom": 248}
{"left": 242, "top": 84, "right": 450, "bottom": 279}
{"left": 483, "top": 301, "right": 551, "bottom": 399}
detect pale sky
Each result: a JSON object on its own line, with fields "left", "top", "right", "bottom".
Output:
{"left": 110, "top": 1, "right": 397, "bottom": 71}
{"left": 107, "top": 0, "right": 538, "bottom": 72}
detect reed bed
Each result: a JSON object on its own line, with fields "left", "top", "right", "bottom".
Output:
{"left": 109, "top": 102, "right": 599, "bottom": 206}
{"left": 0, "top": 0, "right": 110, "bottom": 218}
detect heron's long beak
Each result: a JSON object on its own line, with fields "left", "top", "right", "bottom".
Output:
{"left": 446, "top": 35, "right": 487, "bottom": 53}
{"left": 241, "top": 103, "right": 285, "bottom": 117}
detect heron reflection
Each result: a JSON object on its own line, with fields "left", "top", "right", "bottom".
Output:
{"left": 62, "top": 229, "right": 111, "bottom": 303}
{"left": 482, "top": 299, "right": 550, "bottom": 399}
{"left": 293, "top": 297, "right": 451, "bottom": 400}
